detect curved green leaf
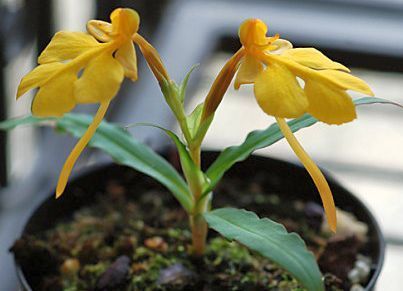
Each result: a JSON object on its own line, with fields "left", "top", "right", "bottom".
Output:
{"left": 179, "top": 64, "right": 199, "bottom": 103}
{"left": 205, "top": 97, "right": 401, "bottom": 194}
{"left": 0, "top": 113, "right": 193, "bottom": 212}
{"left": 204, "top": 208, "right": 324, "bottom": 291}
{"left": 186, "top": 102, "right": 204, "bottom": 139}
{"left": 130, "top": 123, "right": 207, "bottom": 200}
{"left": 0, "top": 115, "right": 56, "bottom": 130}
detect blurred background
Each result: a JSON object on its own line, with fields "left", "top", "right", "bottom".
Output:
{"left": 0, "top": 0, "right": 402, "bottom": 290}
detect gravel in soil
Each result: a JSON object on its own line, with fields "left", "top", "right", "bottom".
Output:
{"left": 11, "top": 166, "right": 371, "bottom": 290}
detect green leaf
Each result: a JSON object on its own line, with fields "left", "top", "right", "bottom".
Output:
{"left": 186, "top": 102, "right": 204, "bottom": 139}
{"left": 193, "top": 113, "right": 213, "bottom": 147}
{"left": 0, "top": 115, "right": 55, "bottom": 130}
{"left": 131, "top": 123, "right": 207, "bottom": 198}
{"left": 179, "top": 64, "right": 199, "bottom": 103}
{"left": 205, "top": 97, "right": 401, "bottom": 194}
{"left": 204, "top": 208, "right": 324, "bottom": 291}
{"left": 0, "top": 113, "right": 193, "bottom": 212}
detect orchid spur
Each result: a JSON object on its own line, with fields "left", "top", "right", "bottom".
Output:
{"left": 17, "top": 8, "right": 168, "bottom": 198}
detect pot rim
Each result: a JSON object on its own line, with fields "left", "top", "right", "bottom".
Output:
{"left": 14, "top": 152, "right": 385, "bottom": 291}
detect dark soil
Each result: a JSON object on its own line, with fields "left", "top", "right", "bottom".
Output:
{"left": 11, "top": 162, "right": 372, "bottom": 291}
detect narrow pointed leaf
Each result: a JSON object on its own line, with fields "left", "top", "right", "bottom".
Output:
{"left": 179, "top": 64, "right": 199, "bottom": 103}
{"left": 131, "top": 123, "right": 207, "bottom": 197}
{"left": 186, "top": 102, "right": 204, "bottom": 139}
{"left": 204, "top": 208, "right": 324, "bottom": 291}
{"left": 0, "top": 114, "right": 193, "bottom": 212}
{"left": 0, "top": 115, "right": 56, "bottom": 130}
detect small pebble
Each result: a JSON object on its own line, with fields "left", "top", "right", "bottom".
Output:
{"left": 144, "top": 236, "right": 168, "bottom": 252}
{"left": 357, "top": 254, "right": 372, "bottom": 265}
{"left": 106, "top": 181, "right": 126, "bottom": 199}
{"left": 131, "top": 262, "right": 148, "bottom": 273}
{"left": 304, "top": 202, "right": 324, "bottom": 231}
{"left": 348, "top": 254, "right": 372, "bottom": 285}
{"left": 322, "top": 208, "right": 368, "bottom": 241}
{"left": 157, "top": 263, "right": 195, "bottom": 286}
{"left": 348, "top": 268, "right": 361, "bottom": 284}
{"left": 350, "top": 283, "right": 365, "bottom": 291}
{"left": 95, "top": 255, "right": 130, "bottom": 291}
{"left": 355, "top": 260, "right": 371, "bottom": 278}
{"left": 304, "top": 202, "right": 324, "bottom": 218}
{"left": 267, "top": 194, "right": 280, "bottom": 205}
{"left": 60, "top": 258, "right": 80, "bottom": 275}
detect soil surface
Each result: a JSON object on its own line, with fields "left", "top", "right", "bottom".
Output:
{"left": 11, "top": 163, "right": 372, "bottom": 291}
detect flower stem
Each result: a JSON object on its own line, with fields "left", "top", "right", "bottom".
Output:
{"left": 275, "top": 117, "right": 337, "bottom": 232}
{"left": 187, "top": 143, "right": 209, "bottom": 256}
{"left": 190, "top": 211, "right": 208, "bottom": 256}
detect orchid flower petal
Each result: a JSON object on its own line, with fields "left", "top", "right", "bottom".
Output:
{"left": 87, "top": 20, "right": 113, "bottom": 42}
{"left": 305, "top": 81, "right": 357, "bottom": 125}
{"left": 31, "top": 67, "right": 77, "bottom": 117}
{"left": 234, "top": 54, "right": 263, "bottom": 89}
{"left": 269, "top": 39, "right": 293, "bottom": 55}
{"left": 38, "top": 32, "right": 99, "bottom": 64}
{"left": 75, "top": 52, "right": 124, "bottom": 103}
{"left": 282, "top": 48, "right": 350, "bottom": 72}
{"left": 115, "top": 41, "right": 138, "bottom": 81}
{"left": 17, "top": 63, "right": 64, "bottom": 98}
{"left": 317, "top": 69, "right": 374, "bottom": 96}
{"left": 254, "top": 63, "right": 308, "bottom": 118}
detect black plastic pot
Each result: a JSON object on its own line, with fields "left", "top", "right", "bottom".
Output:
{"left": 14, "top": 152, "right": 385, "bottom": 290}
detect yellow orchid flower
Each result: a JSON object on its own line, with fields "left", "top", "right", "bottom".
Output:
{"left": 232, "top": 19, "right": 374, "bottom": 232}
{"left": 16, "top": 8, "right": 168, "bottom": 198}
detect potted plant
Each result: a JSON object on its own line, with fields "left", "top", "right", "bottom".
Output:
{"left": 0, "top": 7, "right": 399, "bottom": 290}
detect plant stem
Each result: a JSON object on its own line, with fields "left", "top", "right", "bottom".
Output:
{"left": 189, "top": 146, "right": 201, "bottom": 167}
{"left": 188, "top": 144, "right": 209, "bottom": 256}
{"left": 190, "top": 211, "right": 208, "bottom": 256}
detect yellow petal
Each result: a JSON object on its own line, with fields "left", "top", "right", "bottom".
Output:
{"left": 269, "top": 39, "right": 293, "bottom": 55}
{"left": 239, "top": 19, "right": 268, "bottom": 47}
{"left": 38, "top": 32, "right": 99, "bottom": 64}
{"left": 115, "top": 41, "right": 137, "bottom": 81}
{"left": 283, "top": 48, "right": 350, "bottom": 72}
{"left": 276, "top": 117, "right": 337, "bottom": 232}
{"left": 317, "top": 70, "right": 374, "bottom": 96}
{"left": 74, "top": 52, "right": 124, "bottom": 103}
{"left": 254, "top": 64, "right": 308, "bottom": 118}
{"left": 234, "top": 55, "right": 263, "bottom": 89}
{"left": 31, "top": 70, "right": 77, "bottom": 117}
{"left": 17, "top": 63, "right": 63, "bottom": 98}
{"left": 87, "top": 20, "right": 113, "bottom": 42}
{"left": 305, "top": 80, "right": 356, "bottom": 125}
{"left": 110, "top": 8, "right": 140, "bottom": 38}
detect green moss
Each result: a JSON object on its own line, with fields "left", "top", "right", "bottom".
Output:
{"left": 207, "top": 237, "right": 255, "bottom": 265}
{"left": 15, "top": 173, "right": 350, "bottom": 290}
{"left": 61, "top": 262, "right": 109, "bottom": 290}
{"left": 131, "top": 253, "right": 180, "bottom": 290}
